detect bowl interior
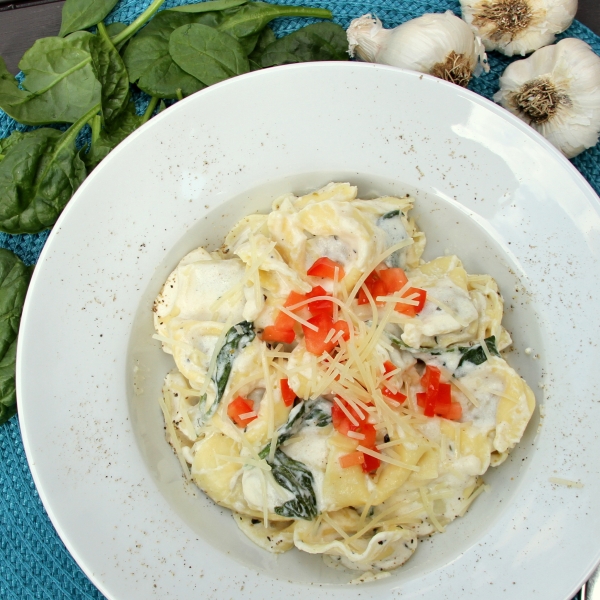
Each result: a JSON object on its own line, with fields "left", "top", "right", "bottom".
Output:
{"left": 127, "top": 170, "right": 543, "bottom": 585}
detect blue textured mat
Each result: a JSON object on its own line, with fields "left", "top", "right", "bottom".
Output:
{"left": 0, "top": 1, "right": 598, "bottom": 598}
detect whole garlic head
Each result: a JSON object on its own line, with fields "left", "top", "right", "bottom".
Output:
{"left": 460, "top": 0, "right": 577, "bottom": 56}
{"left": 494, "top": 38, "right": 600, "bottom": 158}
{"left": 347, "top": 11, "right": 489, "bottom": 87}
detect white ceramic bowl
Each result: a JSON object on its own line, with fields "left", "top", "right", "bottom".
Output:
{"left": 17, "top": 62, "right": 600, "bottom": 600}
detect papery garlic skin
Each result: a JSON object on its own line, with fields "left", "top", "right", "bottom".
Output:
{"left": 494, "top": 38, "right": 600, "bottom": 158}
{"left": 460, "top": 0, "right": 577, "bottom": 57}
{"left": 347, "top": 11, "right": 489, "bottom": 87}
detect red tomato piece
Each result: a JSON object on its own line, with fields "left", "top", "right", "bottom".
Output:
{"left": 416, "top": 392, "right": 427, "bottom": 408}
{"left": 353, "top": 423, "right": 376, "bottom": 447}
{"left": 378, "top": 267, "right": 409, "bottom": 294}
{"left": 273, "top": 310, "right": 296, "bottom": 331}
{"left": 362, "top": 452, "right": 381, "bottom": 473}
{"left": 307, "top": 257, "right": 346, "bottom": 280}
{"left": 393, "top": 286, "right": 427, "bottom": 317}
{"left": 306, "top": 286, "right": 333, "bottom": 318}
{"left": 227, "top": 396, "right": 256, "bottom": 427}
{"left": 382, "top": 386, "right": 407, "bottom": 403}
{"left": 358, "top": 271, "right": 387, "bottom": 305}
{"left": 262, "top": 325, "right": 295, "bottom": 344}
{"left": 436, "top": 382, "right": 452, "bottom": 405}
{"left": 435, "top": 402, "right": 462, "bottom": 421}
{"left": 339, "top": 451, "right": 365, "bottom": 469}
{"left": 383, "top": 360, "right": 397, "bottom": 377}
{"left": 302, "top": 314, "right": 350, "bottom": 355}
{"left": 421, "top": 365, "right": 441, "bottom": 399}
{"left": 280, "top": 378, "right": 296, "bottom": 407}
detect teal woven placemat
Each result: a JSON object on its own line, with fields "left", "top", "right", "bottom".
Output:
{"left": 0, "top": 1, "right": 598, "bottom": 598}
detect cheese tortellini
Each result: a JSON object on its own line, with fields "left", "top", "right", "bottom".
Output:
{"left": 154, "top": 183, "right": 535, "bottom": 579}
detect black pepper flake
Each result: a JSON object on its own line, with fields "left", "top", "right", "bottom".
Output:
{"left": 384, "top": 433, "right": 390, "bottom": 444}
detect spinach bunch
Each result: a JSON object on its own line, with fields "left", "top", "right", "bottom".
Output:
{"left": 123, "top": 2, "right": 345, "bottom": 99}
{"left": 0, "top": 251, "right": 33, "bottom": 425}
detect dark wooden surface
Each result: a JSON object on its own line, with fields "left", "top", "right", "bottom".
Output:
{"left": 0, "top": 0, "right": 599, "bottom": 74}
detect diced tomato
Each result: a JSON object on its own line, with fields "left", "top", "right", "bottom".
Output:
{"left": 395, "top": 287, "right": 427, "bottom": 316}
{"left": 357, "top": 271, "right": 386, "bottom": 305}
{"left": 383, "top": 360, "right": 397, "bottom": 377}
{"left": 305, "top": 285, "right": 333, "bottom": 318}
{"left": 227, "top": 396, "right": 256, "bottom": 427}
{"left": 354, "top": 423, "right": 376, "bottom": 447}
{"left": 280, "top": 378, "right": 296, "bottom": 407}
{"left": 273, "top": 310, "right": 295, "bottom": 331}
{"left": 435, "top": 402, "right": 462, "bottom": 421}
{"left": 421, "top": 365, "right": 441, "bottom": 399}
{"left": 378, "top": 267, "right": 409, "bottom": 293}
{"left": 262, "top": 325, "right": 295, "bottom": 344}
{"left": 307, "top": 257, "right": 346, "bottom": 280}
{"left": 416, "top": 392, "right": 427, "bottom": 408}
{"left": 436, "top": 382, "right": 452, "bottom": 405}
{"left": 362, "top": 452, "right": 381, "bottom": 473}
{"left": 302, "top": 314, "right": 350, "bottom": 355}
{"left": 339, "top": 451, "right": 365, "bottom": 469}
{"left": 382, "top": 386, "right": 407, "bottom": 404}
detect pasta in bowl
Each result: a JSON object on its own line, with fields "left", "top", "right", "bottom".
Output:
{"left": 153, "top": 181, "right": 535, "bottom": 577}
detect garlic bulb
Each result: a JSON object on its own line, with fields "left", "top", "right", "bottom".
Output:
{"left": 494, "top": 38, "right": 600, "bottom": 158}
{"left": 460, "top": 0, "right": 577, "bottom": 56}
{"left": 347, "top": 11, "right": 489, "bottom": 87}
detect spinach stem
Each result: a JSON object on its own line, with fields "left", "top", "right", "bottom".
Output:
{"left": 176, "top": 88, "right": 184, "bottom": 101}
{"left": 89, "top": 115, "right": 102, "bottom": 145}
{"left": 141, "top": 96, "right": 159, "bottom": 124}
{"left": 111, "top": 0, "right": 166, "bottom": 46}
{"left": 96, "top": 22, "right": 118, "bottom": 51}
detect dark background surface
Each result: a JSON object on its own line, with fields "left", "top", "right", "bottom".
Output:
{"left": 0, "top": 0, "right": 599, "bottom": 74}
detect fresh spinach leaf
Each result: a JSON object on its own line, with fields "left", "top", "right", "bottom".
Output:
{"left": 105, "top": 22, "right": 128, "bottom": 50}
{"left": 248, "top": 26, "right": 275, "bottom": 64}
{"left": 268, "top": 448, "right": 318, "bottom": 520}
{"left": 198, "top": 321, "right": 255, "bottom": 422}
{"left": 0, "top": 37, "right": 101, "bottom": 126}
{"left": 169, "top": 0, "right": 247, "bottom": 13}
{"left": 0, "top": 132, "right": 25, "bottom": 163}
{"left": 457, "top": 336, "right": 499, "bottom": 369}
{"left": 0, "top": 250, "right": 33, "bottom": 425}
{"left": 169, "top": 23, "right": 249, "bottom": 87}
{"left": 83, "top": 99, "right": 142, "bottom": 170}
{"left": 123, "top": 11, "right": 221, "bottom": 98}
{"left": 0, "top": 103, "right": 99, "bottom": 233}
{"left": 260, "top": 22, "right": 349, "bottom": 67}
{"left": 90, "top": 25, "right": 130, "bottom": 125}
{"left": 217, "top": 2, "right": 332, "bottom": 40}
{"left": 59, "top": 0, "right": 120, "bottom": 37}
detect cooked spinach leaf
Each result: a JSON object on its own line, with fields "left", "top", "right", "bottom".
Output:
{"left": 199, "top": 321, "right": 255, "bottom": 421}
{"left": 0, "top": 250, "right": 33, "bottom": 425}
{"left": 59, "top": 0, "right": 120, "bottom": 37}
{"left": 259, "top": 397, "right": 331, "bottom": 459}
{"left": 169, "top": 23, "right": 249, "bottom": 86}
{"left": 268, "top": 448, "right": 318, "bottom": 520}
{"left": 0, "top": 37, "right": 101, "bottom": 126}
{"left": 217, "top": 2, "right": 332, "bottom": 40}
{"left": 457, "top": 336, "right": 499, "bottom": 369}
{"left": 259, "top": 22, "right": 348, "bottom": 67}
{"left": 381, "top": 210, "right": 400, "bottom": 219}
{"left": 169, "top": 0, "right": 247, "bottom": 13}
{"left": 0, "top": 103, "right": 99, "bottom": 233}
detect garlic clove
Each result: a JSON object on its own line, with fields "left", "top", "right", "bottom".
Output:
{"left": 494, "top": 38, "right": 600, "bottom": 158}
{"left": 347, "top": 11, "right": 489, "bottom": 88}
{"left": 460, "top": 0, "right": 577, "bottom": 57}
